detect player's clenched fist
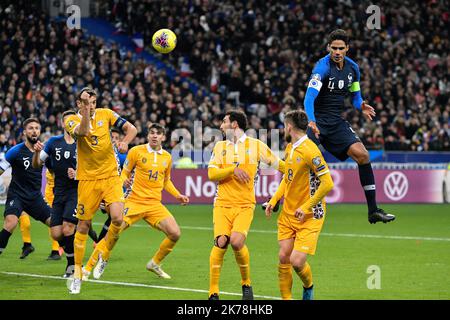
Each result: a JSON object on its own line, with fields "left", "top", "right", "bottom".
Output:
{"left": 33, "top": 140, "right": 44, "bottom": 152}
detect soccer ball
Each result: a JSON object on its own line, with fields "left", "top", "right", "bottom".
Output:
{"left": 152, "top": 29, "right": 177, "bottom": 54}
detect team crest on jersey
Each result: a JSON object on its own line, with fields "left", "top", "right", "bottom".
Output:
{"left": 221, "top": 150, "right": 226, "bottom": 156}
{"left": 348, "top": 73, "right": 353, "bottom": 82}
{"left": 64, "top": 151, "right": 70, "bottom": 159}
{"left": 296, "top": 157, "right": 301, "bottom": 163}
{"left": 312, "top": 156, "right": 321, "bottom": 166}
{"left": 142, "top": 157, "right": 147, "bottom": 164}
{"left": 9, "top": 200, "right": 14, "bottom": 206}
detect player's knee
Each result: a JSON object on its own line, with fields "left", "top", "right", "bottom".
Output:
{"left": 230, "top": 237, "right": 244, "bottom": 251}
{"left": 278, "top": 251, "right": 291, "bottom": 264}
{"left": 62, "top": 224, "right": 75, "bottom": 236}
{"left": 214, "top": 235, "right": 230, "bottom": 249}
{"left": 76, "top": 220, "right": 91, "bottom": 234}
{"left": 168, "top": 228, "right": 181, "bottom": 242}
{"left": 4, "top": 215, "right": 18, "bottom": 232}
{"left": 290, "top": 255, "right": 307, "bottom": 271}
{"left": 111, "top": 215, "right": 123, "bottom": 227}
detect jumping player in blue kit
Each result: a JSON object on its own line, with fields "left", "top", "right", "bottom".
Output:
{"left": 304, "top": 29, "right": 395, "bottom": 224}
{"left": 0, "top": 118, "right": 52, "bottom": 254}
{"left": 32, "top": 110, "right": 79, "bottom": 277}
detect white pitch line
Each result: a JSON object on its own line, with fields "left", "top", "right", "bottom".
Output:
{"left": 1, "top": 271, "right": 280, "bottom": 300}
{"left": 92, "top": 222, "right": 450, "bottom": 242}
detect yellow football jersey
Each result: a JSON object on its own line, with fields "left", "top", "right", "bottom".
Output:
{"left": 282, "top": 136, "right": 330, "bottom": 219}
{"left": 122, "top": 144, "right": 173, "bottom": 204}
{"left": 64, "top": 108, "right": 122, "bottom": 180}
{"left": 208, "top": 134, "right": 284, "bottom": 207}
{"left": 45, "top": 169, "right": 54, "bottom": 187}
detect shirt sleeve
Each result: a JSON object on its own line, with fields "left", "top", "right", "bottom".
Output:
{"left": 304, "top": 58, "right": 329, "bottom": 122}
{"left": 304, "top": 146, "right": 329, "bottom": 177}
{"left": 64, "top": 115, "right": 81, "bottom": 138}
{"left": 258, "top": 140, "right": 284, "bottom": 172}
{"left": 349, "top": 62, "right": 363, "bottom": 110}
{"left": 106, "top": 109, "right": 127, "bottom": 129}
{"left": 208, "top": 143, "right": 223, "bottom": 169}
{"left": 120, "top": 148, "right": 136, "bottom": 181}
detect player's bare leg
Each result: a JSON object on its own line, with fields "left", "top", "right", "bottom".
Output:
{"left": 348, "top": 142, "right": 395, "bottom": 224}
{"left": 146, "top": 217, "right": 180, "bottom": 279}
{"left": 230, "top": 231, "right": 253, "bottom": 300}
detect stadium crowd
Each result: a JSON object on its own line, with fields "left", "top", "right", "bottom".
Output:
{"left": 0, "top": 0, "right": 449, "bottom": 155}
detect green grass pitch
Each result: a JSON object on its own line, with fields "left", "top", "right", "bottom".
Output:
{"left": 0, "top": 204, "right": 449, "bottom": 300}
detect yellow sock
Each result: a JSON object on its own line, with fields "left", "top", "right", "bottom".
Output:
{"left": 152, "top": 238, "right": 177, "bottom": 265}
{"left": 278, "top": 263, "right": 293, "bottom": 300}
{"left": 295, "top": 262, "right": 313, "bottom": 288}
{"left": 19, "top": 214, "right": 31, "bottom": 243}
{"left": 233, "top": 245, "right": 251, "bottom": 286}
{"left": 49, "top": 229, "right": 59, "bottom": 251}
{"left": 103, "top": 223, "right": 121, "bottom": 260}
{"left": 209, "top": 246, "right": 226, "bottom": 296}
{"left": 85, "top": 239, "right": 107, "bottom": 273}
{"left": 74, "top": 232, "right": 88, "bottom": 279}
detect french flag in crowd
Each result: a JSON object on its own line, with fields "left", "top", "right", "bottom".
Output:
{"left": 132, "top": 33, "right": 144, "bottom": 53}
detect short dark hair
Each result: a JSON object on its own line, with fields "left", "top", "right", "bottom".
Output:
{"left": 62, "top": 110, "right": 76, "bottom": 119}
{"left": 148, "top": 123, "right": 166, "bottom": 135}
{"left": 76, "top": 87, "right": 97, "bottom": 101}
{"left": 284, "top": 110, "right": 308, "bottom": 131}
{"left": 23, "top": 118, "right": 40, "bottom": 129}
{"left": 328, "top": 29, "right": 349, "bottom": 45}
{"left": 225, "top": 110, "right": 247, "bottom": 130}
{"left": 111, "top": 128, "right": 121, "bottom": 135}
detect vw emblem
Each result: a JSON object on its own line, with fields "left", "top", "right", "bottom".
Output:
{"left": 383, "top": 171, "right": 409, "bottom": 201}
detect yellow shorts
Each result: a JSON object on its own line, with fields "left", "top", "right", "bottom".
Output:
{"left": 44, "top": 185, "right": 54, "bottom": 207}
{"left": 277, "top": 211, "right": 325, "bottom": 255}
{"left": 76, "top": 176, "right": 124, "bottom": 221}
{"left": 123, "top": 201, "right": 172, "bottom": 229}
{"left": 213, "top": 206, "right": 255, "bottom": 238}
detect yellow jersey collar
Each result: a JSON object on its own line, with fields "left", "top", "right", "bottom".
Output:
{"left": 292, "top": 135, "right": 308, "bottom": 150}
{"left": 226, "top": 133, "right": 247, "bottom": 145}
{"left": 146, "top": 144, "right": 163, "bottom": 154}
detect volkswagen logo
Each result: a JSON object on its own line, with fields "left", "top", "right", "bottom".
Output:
{"left": 383, "top": 172, "right": 409, "bottom": 201}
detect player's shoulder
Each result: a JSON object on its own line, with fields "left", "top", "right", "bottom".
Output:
{"left": 213, "top": 140, "right": 227, "bottom": 150}
{"left": 161, "top": 149, "right": 171, "bottom": 158}
{"left": 315, "top": 55, "right": 331, "bottom": 69}
{"left": 129, "top": 144, "right": 145, "bottom": 154}
{"left": 345, "top": 56, "right": 360, "bottom": 70}
{"left": 6, "top": 142, "right": 25, "bottom": 158}
{"left": 47, "top": 135, "right": 64, "bottom": 144}
{"left": 302, "top": 138, "right": 323, "bottom": 155}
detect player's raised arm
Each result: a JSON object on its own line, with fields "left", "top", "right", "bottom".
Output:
{"left": 304, "top": 59, "right": 328, "bottom": 137}
{"left": 32, "top": 138, "right": 51, "bottom": 168}
{"left": 116, "top": 121, "right": 137, "bottom": 154}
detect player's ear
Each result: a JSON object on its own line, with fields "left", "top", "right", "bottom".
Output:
{"left": 162, "top": 134, "right": 166, "bottom": 142}
{"left": 326, "top": 44, "right": 330, "bottom": 52}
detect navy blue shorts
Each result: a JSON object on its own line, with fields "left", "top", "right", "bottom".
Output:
{"left": 307, "top": 119, "right": 361, "bottom": 161}
{"left": 4, "top": 194, "right": 51, "bottom": 224}
{"left": 51, "top": 190, "right": 78, "bottom": 227}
